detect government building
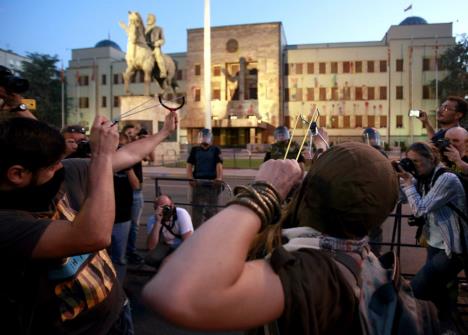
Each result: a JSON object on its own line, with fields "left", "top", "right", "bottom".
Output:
{"left": 65, "top": 16, "right": 455, "bottom": 148}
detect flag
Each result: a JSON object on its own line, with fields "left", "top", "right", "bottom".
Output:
{"left": 404, "top": 4, "right": 412, "bottom": 12}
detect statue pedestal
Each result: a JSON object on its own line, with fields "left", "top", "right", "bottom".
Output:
{"left": 119, "top": 96, "right": 180, "bottom": 163}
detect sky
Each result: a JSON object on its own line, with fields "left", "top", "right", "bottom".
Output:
{"left": 1, "top": 0, "right": 467, "bottom": 67}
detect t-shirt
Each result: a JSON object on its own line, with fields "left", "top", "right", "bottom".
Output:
{"left": 113, "top": 168, "right": 134, "bottom": 223}
{"left": 0, "top": 159, "right": 125, "bottom": 335}
{"left": 146, "top": 207, "right": 193, "bottom": 248}
{"left": 268, "top": 247, "right": 360, "bottom": 335}
{"left": 187, "top": 145, "right": 223, "bottom": 180}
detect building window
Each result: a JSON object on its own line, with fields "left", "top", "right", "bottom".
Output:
{"left": 368, "top": 115, "right": 375, "bottom": 128}
{"left": 423, "top": 58, "right": 430, "bottom": 71}
{"left": 296, "top": 63, "right": 303, "bottom": 75}
{"left": 367, "top": 61, "right": 374, "bottom": 73}
{"left": 343, "top": 115, "right": 350, "bottom": 128}
{"left": 101, "top": 96, "right": 107, "bottom": 108}
{"left": 248, "top": 86, "right": 258, "bottom": 100}
{"left": 101, "top": 74, "right": 107, "bottom": 85}
{"left": 355, "top": 61, "right": 362, "bottom": 73}
{"left": 355, "top": 87, "right": 363, "bottom": 100}
{"left": 331, "top": 62, "right": 338, "bottom": 74}
{"left": 195, "top": 64, "right": 201, "bottom": 76}
{"left": 79, "top": 75, "right": 89, "bottom": 86}
{"left": 176, "top": 69, "right": 183, "bottom": 80}
{"left": 396, "top": 86, "right": 403, "bottom": 100}
{"left": 355, "top": 115, "right": 363, "bottom": 128}
{"left": 212, "top": 88, "right": 221, "bottom": 100}
{"left": 319, "top": 115, "right": 327, "bottom": 127}
{"left": 343, "top": 86, "right": 351, "bottom": 100}
{"left": 380, "top": 115, "right": 387, "bottom": 128}
{"left": 396, "top": 59, "right": 404, "bottom": 72}
{"left": 79, "top": 97, "right": 89, "bottom": 108}
{"left": 295, "top": 88, "right": 303, "bottom": 101}
{"left": 379, "top": 86, "right": 387, "bottom": 100}
{"left": 331, "top": 87, "right": 339, "bottom": 100}
{"left": 319, "top": 62, "right": 326, "bottom": 74}
{"left": 319, "top": 87, "right": 327, "bottom": 100}
{"left": 113, "top": 74, "right": 120, "bottom": 84}
{"left": 307, "top": 62, "right": 314, "bottom": 74}
{"left": 194, "top": 88, "right": 201, "bottom": 101}
{"left": 367, "top": 87, "right": 375, "bottom": 100}
{"left": 379, "top": 60, "right": 387, "bottom": 72}
{"left": 113, "top": 96, "right": 120, "bottom": 107}
{"left": 306, "top": 88, "right": 314, "bottom": 101}
{"left": 331, "top": 116, "right": 338, "bottom": 128}
{"left": 396, "top": 115, "right": 403, "bottom": 128}
{"left": 213, "top": 65, "right": 221, "bottom": 76}
{"left": 423, "top": 85, "right": 435, "bottom": 99}
{"left": 343, "top": 61, "right": 350, "bottom": 73}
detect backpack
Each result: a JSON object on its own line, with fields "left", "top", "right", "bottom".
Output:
{"left": 267, "top": 229, "right": 440, "bottom": 335}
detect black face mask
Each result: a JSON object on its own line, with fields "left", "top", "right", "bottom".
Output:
{"left": 0, "top": 167, "right": 65, "bottom": 212}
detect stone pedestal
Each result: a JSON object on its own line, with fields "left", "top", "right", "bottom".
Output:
{"left": 119, "top": 96, "right": 180, "bottom": 163}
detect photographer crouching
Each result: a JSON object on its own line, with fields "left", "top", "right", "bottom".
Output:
{"left": 145, "top": 195, "right": 193, "bottom": 268}
{"left": 395, "top": 142, "right": 467, "bottom": 332}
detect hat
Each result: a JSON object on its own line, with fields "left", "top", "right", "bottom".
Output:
{"left": 290, "top": 142, "right": 398, "bottom": 239}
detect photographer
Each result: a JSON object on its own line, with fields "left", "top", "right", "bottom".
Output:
{"left": 440, "top": 126, "right": 468, "bottom": 175}
{"left": 0, "top": 65, "right": 35, "bottom": 120}
{"left": 61, "top": 125, "right": 89, "bottom": 158}
{"left": 145, "top": 195, "right": 193, "bottom": 268}
{"left": 396, "top": 141, "right": 467, "bottom": 330}
{"left": 417, "top": 96, "right": 468, "bottom": 142}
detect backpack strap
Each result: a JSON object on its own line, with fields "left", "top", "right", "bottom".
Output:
{"left": 333, "top": 251, "right": 362, "bottom": 288}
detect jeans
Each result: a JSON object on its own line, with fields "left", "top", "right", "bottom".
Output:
{"left": 127, "top": 189, "right": 144, "bottom": 255}
{"left": 411, "top": 246, "right": 463, "bottom": 319}
{"left": 110, "top": 220, "right": 131, "bottom": 283}
{"left": 108, "top": 300, "right": 134, "bottom": 335}
{"left": 191, "top": 182, "right": 222, "bottom": 229}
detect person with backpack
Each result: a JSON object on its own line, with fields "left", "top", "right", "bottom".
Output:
{"left": 143, "top": 142, "right": 439, "bottom": 334}
{"left": 396, "top": 141, "right": 467, "bottom": 332}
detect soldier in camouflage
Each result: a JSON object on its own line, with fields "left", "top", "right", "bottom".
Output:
{"left": 264, "top": 126, "right": 305, "bottom": 172}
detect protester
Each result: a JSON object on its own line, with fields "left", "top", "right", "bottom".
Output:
{"left": 396, "top": 141, "right": 467, "bottom": 331}
{"left": 145, "top": 194, "right": 193, "bottom": 268}
{"left": 0, "top": 110, "right": 177, "bottom": 334}
{"left": 61, "top": 125, "right": 88, "bottom": 158}
{"left": 186, "top": 128, "right": 223, "bottom": 228}
{"left": 0, "top": 65, "right": 35, "bottom": 120}
{"left": 141, "top": 143, "right": 432, "bottom": 334}
{"left": 417, "top": 96, "right": 468, "bottom": 142}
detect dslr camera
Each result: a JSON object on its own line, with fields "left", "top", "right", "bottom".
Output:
{"left": 0, "top": 66, "right": 29, "bottom": 94}
{"left": 392, "top": 158, "right": 417, "bottom": 176}
{"left": 161, "top": 205, "right": 174, "bottom": 221}
{"left": 435, "top": 138, "right": 451, "bottom": 154}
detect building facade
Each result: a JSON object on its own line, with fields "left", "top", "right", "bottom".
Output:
{"left": 65, "top": 16, "right": 455, "bottom": 147}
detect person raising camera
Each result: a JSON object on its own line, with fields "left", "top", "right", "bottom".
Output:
{"left": 145, "top": 195, "right": 193, "bottom": 268}
{"left": 441, "top": 126, "right": 468, "bottom": 175}
{"left": 396, "top": 141, "right": 467, "bottom": 331}
{"left": 0, "top": 66, "right": 35, "bottom": 120}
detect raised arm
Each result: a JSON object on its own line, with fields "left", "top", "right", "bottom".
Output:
{"left": 32, "top": 116, "right": 119, "bottom": 258}
{"left": 112, "top": 111, "right": 177, "bottom": 171}
{"left": 142, "top": 159, "right": 302, "bottom": 330}
{"left": 418, "top": 111, "right": 436, "bottom": 140}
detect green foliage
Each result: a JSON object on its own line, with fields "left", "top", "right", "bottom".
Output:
{"left": 431, "top": 35, "right": 468, "bottom": 100}
{"left": 19, "top": 53, "right": 62, "bottom": 126}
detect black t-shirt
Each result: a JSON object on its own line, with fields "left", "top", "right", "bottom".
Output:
{"left": 133, "top": 161, "right": 143, "bottom": 185}
{"left": 268, "top": 247, "right": 360, "bottom": 335}
{"left": 0, "top": 159, "right": 125, "bottom": 335}
{"left": 114, "top": 168, "right": 134, "bottom": 223}
{"left": 187, "top": 145, "right": 223, "bottom": 180}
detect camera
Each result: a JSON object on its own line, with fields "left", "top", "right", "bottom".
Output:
{"left": 75, "top": 140, "right": 91, "bottom": 158}
{"left": 0, "top": 66, "right": 29, "bottom": 94}
{"left": 435, "top": 138, "right": 451, "bottom": 154}
{"left": 408, "top": 109, "right": 420, "bottom": 117}
{"left": 161, "top": 205, "right": 173, "bottom": 221}
{"left": 392, "top": 158, "right": 417, "bottom": 176}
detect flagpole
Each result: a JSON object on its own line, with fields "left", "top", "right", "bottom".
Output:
{"left": 61, "top": 61, "right": 65, "bottom": 128}
{"left": 203, "top": 0, "right": 212, "bottom": 130}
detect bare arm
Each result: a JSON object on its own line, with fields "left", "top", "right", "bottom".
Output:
{"left": 147, "top": 219, "right": 162, "bottom": 250}
{"left": 142, "top": 160, "right": 302, "bottom": 330}
{"left": 32, "top": 116, "right": 118, "bottom": 258}
{"left": 186, "top": 163, "right": 194, "bottom": 179}
{"left": 418, "top": 111, "right": 435, "bottom": 139}
{"left": 112, "top": 111, "right": 177, "bottom": 171}
{"left": 216, "top": 162, "right": 223, "bottom": 180}
{"left": 127, "top": 167, "right": 140, "bottom": 190}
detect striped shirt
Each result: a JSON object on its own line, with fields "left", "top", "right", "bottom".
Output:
{"left": 402, "top": 165, "right": 467, "bottom": 256}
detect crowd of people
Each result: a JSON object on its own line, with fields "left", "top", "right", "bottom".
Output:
{"left": 1, "top": 64, "right": 468, "bottom": 334}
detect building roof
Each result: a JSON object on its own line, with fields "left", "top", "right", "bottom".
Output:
{"left": 94, "top": 39, "right": 122, "bottom": 51}
{"left": 399, "top": 16, "right": 428, "bottom": 26}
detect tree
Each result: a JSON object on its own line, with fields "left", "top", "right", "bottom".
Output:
{"left": 432, "top": 35, "right": 468, "bottom": 101}
{"left": 19, "top": 53, "right": 62, "bottom": 126}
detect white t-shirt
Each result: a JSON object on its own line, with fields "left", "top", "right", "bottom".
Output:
{"left": 146, "top": 207, "right": 193, "bottom": 248}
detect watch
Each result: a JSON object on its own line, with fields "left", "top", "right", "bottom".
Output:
{"left": 10, "top": 103, "right": 27, "bottom": 113}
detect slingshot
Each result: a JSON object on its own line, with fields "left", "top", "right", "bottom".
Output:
{"left": 283, "top": 106, "right": 325, "bottom": 160}
{"left": 111, "top": 95, "right": 185, "bottom": 126}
